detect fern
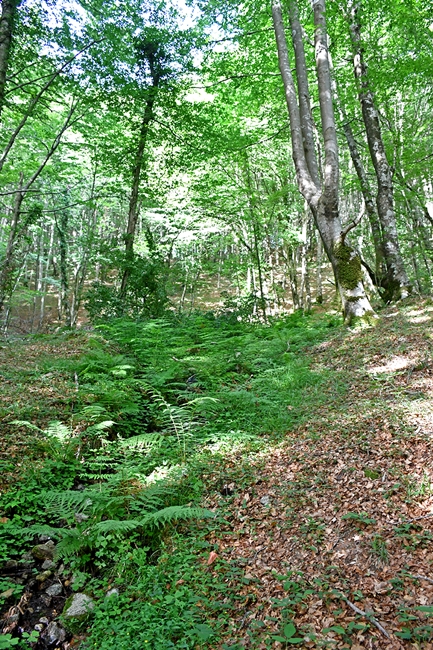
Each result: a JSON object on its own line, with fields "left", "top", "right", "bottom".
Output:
{"left": 140, "top": 505, "right": 214, "bottom": 528}
{"left": 120, "top": 432, "right": 164, "bottom": 450}
{"left": 93, "top": 519, "right": 141, "bottom": 534}
{"left": 27, "top": 477, "right": 214, "bottom": 564}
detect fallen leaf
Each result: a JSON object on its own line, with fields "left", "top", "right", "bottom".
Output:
{"left": 207, "top": 551, "right": 218, "bottom": 565}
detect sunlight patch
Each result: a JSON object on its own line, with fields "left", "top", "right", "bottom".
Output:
{"left": 367, "top": 354, "right": 416, "bottom": 374}
{"left": 408, "top": 314, "right": 432, "bottom": 324}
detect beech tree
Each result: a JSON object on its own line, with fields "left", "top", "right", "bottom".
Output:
{"left": 347, "top": 0, "right": 411, "bottom": 301}
{"left": 272, "top": 0, "right": 376, "bottom": 324}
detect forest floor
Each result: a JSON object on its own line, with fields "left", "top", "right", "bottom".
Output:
{"left": 201, "top": 301, "right": 433, "bottom": 649}
{"left": 1, "top": 300, "right": 433, "bottom": 649}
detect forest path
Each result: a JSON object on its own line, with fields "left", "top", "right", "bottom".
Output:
{"left": 203, "top": 302, "right": 433, "bottom": 649}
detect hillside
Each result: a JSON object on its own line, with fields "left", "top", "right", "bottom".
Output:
{"left": 1, "top": 300, "right": 433, "bottom": 649}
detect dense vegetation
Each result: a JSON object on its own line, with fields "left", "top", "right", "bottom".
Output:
{"left": 1, "top": 0, "right": 433, "bottom": 647}
{"left": 0, "top": 0, "right": 432, "bottom": 330}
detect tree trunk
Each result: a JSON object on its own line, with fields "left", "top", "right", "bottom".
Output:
{"left": 0, "top": 0, "right": 19, "bottom": 119}
{"left": 119, "top": 82, "right": 159, "bottom": 298}
{"left": 0, "top": 175, "right": 23, "bottom": 313}
{"left": 332, "top": 76, "right": 386, "bottom": 287}
{"left": 272, "top": 0, "right": 376, "bottom": 324}
{"left": 348, "top": 0, "right": 410, "bottom": 301}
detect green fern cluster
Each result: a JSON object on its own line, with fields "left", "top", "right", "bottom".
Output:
{"left": 27, "top": 477, "right": 213, "bottom": 566}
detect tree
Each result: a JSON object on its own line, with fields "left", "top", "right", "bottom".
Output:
{"left": 347, "top": 0, "right": 411, "bottom": 301}
{"left": 272, "top": 0, "right": 376, "bottom": 324}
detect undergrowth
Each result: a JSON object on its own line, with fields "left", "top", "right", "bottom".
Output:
{"left": 0, "top": 309, "right": 341, "bottom": 647}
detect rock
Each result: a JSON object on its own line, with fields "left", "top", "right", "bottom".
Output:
{"left": 41, "top": 621, "right": 66, "bottom": 647}
{"left": 42, "top": 559, "right": 56, "bottom": 571}
{"left": 38, "top": 534, "right": 52, "bottom": 543}
{"left": 5, "top": 559, "right": 19, "bottom": 570}
{"left": 31, "top": 541, "right": 55, "bottom": 561}
{"left": 63, "top": 593, "right": 94, "bottom": 617}
{"left": 38, "top": 594, "right": 52, "bottom": 608}
{"left": 39, "top": 617, "right": 49, "bottom": 625}
{"left": 36, "top": 570, "right": 52, "bottom": 582}
{"left": 46, "top": 583, "right": 63, "bottom": 597}
{"left": 260, "top": 495, "right": 270, "bottom": 506}
{"left": 21, "top": 552, "right": 34, "bottom": 563}
{"left": 62, "top": 593, "right": 95, "bottom": 632}
{"left": 105, "top": 588, "right": 119, "bottom": 598}
{"left": 34, "top": 624, "right": 44, "bottom": 632}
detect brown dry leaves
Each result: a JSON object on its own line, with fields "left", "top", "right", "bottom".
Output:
{"left": 203, "top": 302, "right": 433, "bottom": 649}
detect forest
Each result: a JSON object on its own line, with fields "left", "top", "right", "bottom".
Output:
{"left": 1, "top": 0, "right": 433, "bottom": 648}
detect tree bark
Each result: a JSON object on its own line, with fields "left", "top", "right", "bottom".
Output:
{"left": 272, "top": 0, "right": 376, "bottom": 324}
{"left": 332, "top": 76, "right": 386, "bottom": 287}
{"left": 119, "top": 78, "right": 160, "bottom": 297}
{"left": 0, "top": 0, "right": 20, "bottom": 119}
{"left": 348, "top": 0, "right": 410, "bottom": 301}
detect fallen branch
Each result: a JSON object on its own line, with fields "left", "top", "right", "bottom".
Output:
{"left": 336, "top": 593, "right": 390, "bottom": 639}
{"left": 410, "top": 574, "right": 433, "bottom": 585}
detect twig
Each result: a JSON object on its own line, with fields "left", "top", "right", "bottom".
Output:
{"left": 405, "top": 514, "right": 433, "bottom": 524}
{"left": 341, "top": 202, "right": 365, "bottom": 240}
{"left": 238, "top": 610, "right": 253, "bottom": 630}
{"left": 410, "top": 574, "right": 433, "bottom": 585}
{"left": 338, "top": 595, "right": 390, "bottom": 639}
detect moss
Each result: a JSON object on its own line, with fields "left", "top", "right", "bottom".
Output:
{"left": 333, "top": 240, "right": 363, "bottom": 290}
{"left": 345, "top": 312, "right": 379, "bottom": 328}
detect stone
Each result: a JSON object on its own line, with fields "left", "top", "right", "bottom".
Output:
{"left": 36, "top": 570, "right": 52, "bottom": 582}
{"left": 41, "top": 621, "right": 66, "bottom": 647}
{"left": 260, "top": 495, "right": 270, "bottom": 506}
{"left": 63, "top": 593, "right": 94, "bottom": 618}
{"left": 38, "top": 594, "right": 52, "bottom": 608}
{"left": 31, "top": 541, "right": 55, "bottom": 561}
{"left": 105, "top": 588, "right": 119, "bottom": 598}
{"left": 39, "top": 617, "right": 49, "bottom": 625}
{"left": 34, "top": 624, "right": 44, "bottom": 632}
{"left": 46, "top": 583, "right": 63, "bottom": 597}
{"left": 42, "top": 559, "right": 56, "bottom": 571}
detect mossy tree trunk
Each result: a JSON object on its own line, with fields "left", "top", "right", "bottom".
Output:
{"left": 272, "top": 0, "right": 376, "bottom": 324}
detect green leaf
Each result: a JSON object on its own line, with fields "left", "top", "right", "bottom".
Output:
{"left": 195, "top": 624, "right": 213, "bottom": 640}
{"left": 287, "top": 640, "right": 304, "bottom": 644}
{"left": 284, "top": 623, "right": 296, "bottom": 638}
{"left": 323, "top": 625, "right": 346, "bottom": 634}
{"left": 0, "top": 634, "right": 19, "bottom": 648}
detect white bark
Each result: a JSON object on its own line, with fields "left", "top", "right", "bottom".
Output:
{"left": 272, "top": 0, "right": 376, "bottom": 323}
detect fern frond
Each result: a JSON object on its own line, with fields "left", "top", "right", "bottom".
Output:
{"left": 24, "top": 524, "right": 65, "bottom": 539}
{"left": 11, "top": 420, "right": 43, "bottom": 433}
{"left": 120, "top": 433, "right": 164, "bottom": 449}
{"left": 56, "top": 529, "right": 88, "bottom": 560}
{"left": 93, "top": 519, "right": 141, "bottom": 534}
{"left": 44, "top": 490, "right": 94, "bottom": 516}
{"left": 128, "top": 482, "right": 169, "bottom": 513}
{"left": 140, "top": 506, "right": 214, "bottom": 529}
{"left": 45, "top": 421, "right": 72, "bottom": 441}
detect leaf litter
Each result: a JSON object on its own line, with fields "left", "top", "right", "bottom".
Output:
{"left": 201, "top": 301, "right": 433, "bottom": 648}
{"left": 2, "top": 302, "right": 433, "bottom": 648}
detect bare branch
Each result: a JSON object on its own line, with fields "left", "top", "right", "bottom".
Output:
{"left": 0, "top": 38, "right": 103, "bottom": 173}
{"left": 341, "top": 202, "right": 365, "bottom": 240}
